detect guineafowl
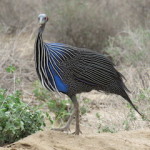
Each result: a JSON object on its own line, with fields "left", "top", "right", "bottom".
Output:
{"left": 34, "top": 14, "right": 142, "bottom": 135}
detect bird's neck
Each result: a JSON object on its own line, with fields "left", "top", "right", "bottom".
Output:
{"left": 34, "top": 24, "right": 46, "bottom": 63}
{"left": 37, "top": 24, "right": 45, "bottom": 40}
{"left": 38, "top": 24, "right": 45, "bottom": 34}
{"left": 35, "top": 24, "right": 45, "bottom": 48}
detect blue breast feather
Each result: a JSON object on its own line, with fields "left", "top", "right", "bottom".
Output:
{"left": 45, "top": 43, "right": 69, "bottom": 93}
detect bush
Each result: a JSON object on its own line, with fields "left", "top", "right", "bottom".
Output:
{"left": 47, "top": 99, "right": 71, "bottom": 123}
{"left": 33, "top": 80, "right": 52, "bottom": 101}
{"left": 105, "top": 27, "right": 150, "bottom": 66}
{"left": 0, "top": 89, "right": 45, "bottom": 146}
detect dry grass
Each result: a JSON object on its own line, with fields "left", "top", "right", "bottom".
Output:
{"left": 0, "top": 33, "right": 35, "bottom": 91}
{"left": 105, "top": 27, "right": 150, "bottom": 66}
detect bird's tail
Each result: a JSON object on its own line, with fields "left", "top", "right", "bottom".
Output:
{"left": 108, "top": 70, "right": 144, "bottom": 118}
{"left": 121, "top": 90, "right": 143, "bottom": 117}
{"left": 117, "top": 72, "right": 143, "bottom": 116}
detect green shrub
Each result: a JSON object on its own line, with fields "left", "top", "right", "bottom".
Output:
{"left": 0, "top": 89, "right": 45, "bottom": 146}
{"left": 47, "top": 99, "right": 71, "bottom": 123}
{"left": 33, "top": 80, "right": 51, "bottom": 101}
{"left": 5, "top": 65, "right": 16, "bottom": 73}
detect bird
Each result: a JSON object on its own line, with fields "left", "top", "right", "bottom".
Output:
{"left": 34, "top": 14, "right": 142, "bottom": 135}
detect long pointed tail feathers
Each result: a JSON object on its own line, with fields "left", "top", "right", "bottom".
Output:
{"left": 116, "top": 71, "right": 143, "bottom": 117}
{"left": 121, "top": 90, "right": 143, "bottom": 117}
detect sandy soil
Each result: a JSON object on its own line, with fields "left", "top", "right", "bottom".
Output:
{"left": 1, "top": 129, "right": 150, "bottom": 150}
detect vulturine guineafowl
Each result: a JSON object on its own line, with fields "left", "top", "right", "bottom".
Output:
{"left": 34, "top": 14, "right": 142, "bottom": 135}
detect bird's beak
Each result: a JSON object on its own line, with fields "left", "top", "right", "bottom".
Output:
{"left": 39, "top": 18, "right": 44, "bottom": 26}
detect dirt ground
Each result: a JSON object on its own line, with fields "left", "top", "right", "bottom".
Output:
{"left": 0, "top": 129, "right": 150, "bottom": 150}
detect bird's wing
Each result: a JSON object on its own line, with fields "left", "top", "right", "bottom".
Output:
{"left": 72, "top": 50, "right": 120, "bottom": 86}
{"left": 45, "top": 43, "right": 122, "bottom": 87}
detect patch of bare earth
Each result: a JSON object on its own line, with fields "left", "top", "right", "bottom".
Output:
{"left": 0, "top": 129, "right": 149, "bottom": 150}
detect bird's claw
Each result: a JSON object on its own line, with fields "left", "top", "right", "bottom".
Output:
{"left": 72, "top": 129, "right": 82, "bottom": 135}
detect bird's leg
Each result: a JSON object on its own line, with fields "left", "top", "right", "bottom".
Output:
{"left": 52, "top": 96, "right": 82, "bottom": 135}
{"left": 71, "top": 96, "right": 82, "bottom": 135}
{"left": 51, "top": 108, "right": 75, "bottom": 133}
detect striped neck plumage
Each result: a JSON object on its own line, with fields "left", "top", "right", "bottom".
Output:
{"left": 35, "top": 24, "right": 45, "bottom": 46}
{"left": 35, "top": 24, "right": 45, "bottom": 64}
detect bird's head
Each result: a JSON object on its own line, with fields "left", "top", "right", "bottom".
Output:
{"left": 38, "top": 14, "right": 48, "bottom": 26}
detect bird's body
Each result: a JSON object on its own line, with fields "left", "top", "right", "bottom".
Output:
{"left": 35, "top": 14, "right": 142, "bottom": 135}
{"left": 35, "top": 39, "right": 126, "bottom": 96}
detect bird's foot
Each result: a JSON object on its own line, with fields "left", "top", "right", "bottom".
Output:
{"left": 51, "top": 126, "right": 71, "bottom": 133}
{"left": 72, "top": 129, "right": 82, "bottom": 135}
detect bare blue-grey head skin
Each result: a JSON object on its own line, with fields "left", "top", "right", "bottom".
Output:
{"left": 34, "top": 14, "right": 143, "bottom": 135}
{"left": 38, "top": 14, "right": 48, "bottom": 26}
{"left": 37, "top": 14, "right": 48, "bottom": 33}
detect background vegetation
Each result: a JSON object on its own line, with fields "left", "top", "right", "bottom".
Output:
{"left": 0, "top": 0, "right": 150, "bottom": 144}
